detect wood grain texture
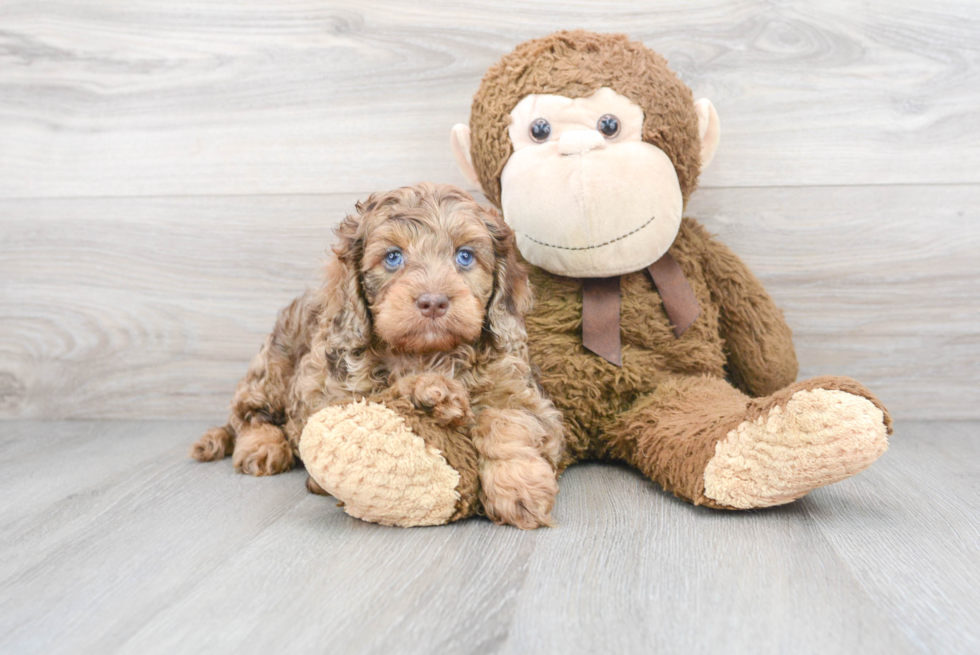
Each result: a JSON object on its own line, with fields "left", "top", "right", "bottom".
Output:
{"left": 1, "top": 420, "right": 977, "bottom": 654}
{"left": 2, "top": 185, "right": 977, "bottom": 420}
{"left": 2, "top": 4, "right": 976, "bottom": 653}
{"left": 688, "top": 184, "right": 980, "bottom": 420}
{"left": 809, "top": 422, "right": 980, "bottom": 654}
{"left": 0, "top": 0, "right": 979, "bottom": 198}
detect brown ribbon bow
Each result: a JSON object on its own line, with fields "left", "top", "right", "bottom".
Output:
{"left": 581, "top": 252, "right": 700, "bottom": 366}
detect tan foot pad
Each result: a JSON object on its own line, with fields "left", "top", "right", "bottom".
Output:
{"left": 299, "top": 401, "right": 460, "bottom": 527}
{"left": 703, "top": 389, "right": 889, "bottom": 509}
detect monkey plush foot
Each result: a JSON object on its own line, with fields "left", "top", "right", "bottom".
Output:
{"left": 299, "top": 401, "right": 462, "bottom": 527}
{"left": 702, "top": 387, "right": 889, "bottom": 509}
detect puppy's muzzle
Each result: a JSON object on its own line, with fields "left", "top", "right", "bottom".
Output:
{"left": 416, "top": 293, "right": 450, "bottom": 318}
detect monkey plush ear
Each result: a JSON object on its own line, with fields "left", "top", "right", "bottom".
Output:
{"left": 450, "top": 124, "right": 482, "bottom": 188}
{"left": 694, "top": 99, "right": 721, "bottom": 171}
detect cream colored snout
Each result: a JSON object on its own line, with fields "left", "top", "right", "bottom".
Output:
{"left": 558, "top": 130, "right": 606, "bottom": 155}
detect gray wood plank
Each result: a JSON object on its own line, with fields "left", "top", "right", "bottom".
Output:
{"left": 0, "top": 1, "right": 978, "bottom": 198}
{"left": 688, "top": 185, "right": 980, "bottom": 420}
{"left": 2, "top": 185, "right": 977, "bottom": 421}
{"left": 2, "top": 420, "right": 978, "bottom": 654}
{"left": 498, "top": 466, "right": 917, "bottom": 655}
{"left": 0, "top": 420, "right": 537, "bottom": 655}
{"left": 806, "top": 421, "right": 980, "bottom": 654}
{"left": 117, "top": 497, "right": 538, "bottom": 655}
{"left": 0, "top": 193, "right": 341, "bottom": 421}
{"left": 0, "top": 421, "right": 203, "bottom": 553}
{"left": 0, "top": 421, "right": 309, "bottom": 653}
{"left": 497, "top": 422, "right": 980, "bottom": 653}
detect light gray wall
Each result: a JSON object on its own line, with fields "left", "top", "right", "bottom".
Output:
{"left": 2, "top": 1, "right": 978, "bottom": 420}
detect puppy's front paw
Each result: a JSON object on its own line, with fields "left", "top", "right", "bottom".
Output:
{"left": 234, "top": 441, "right": 294, "bottom": 476}
{"left": 232, "top": 425, "right": 295, "bottom": 476}
{"left": 399, "top": 373, "right": 473, "bottom": 427}
{"left": 480, "top": 457, "right": 558, "bottom": 530}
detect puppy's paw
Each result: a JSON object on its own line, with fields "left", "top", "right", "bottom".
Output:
{"left": 234, "top": 441, "right": 294, "bottom": 476}
{"left": 232, "top": 425, "right": 295, "bottom": 476}
{"left": 480, "top": 457, "right": 558, "bottom": 530}
{"left": 306, "top": 474, "right": 329, "bottom": 496}
{"left": 399, "top": 373, "right": 473, "bottom": 427}
{"left": 190, "top": 426, "right": 234, "bottom": 461}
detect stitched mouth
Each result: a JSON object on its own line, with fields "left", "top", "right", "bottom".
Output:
{"left": 518, "top": 214, "right": 656, "bottom": 251}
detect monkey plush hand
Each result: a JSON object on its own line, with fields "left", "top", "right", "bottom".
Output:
{"left": 450, "top": 31, "right": 892, "bottom": 509}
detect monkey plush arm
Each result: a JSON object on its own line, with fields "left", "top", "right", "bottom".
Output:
{"left": 687, "top": 219, "right": 799, "bottom": 397}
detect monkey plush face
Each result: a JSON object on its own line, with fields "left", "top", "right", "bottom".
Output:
{"left": 499, "top": 86, "right": 683, "bottom": 277}
{"left": 451, "top": 31, "right": 720, "bottom": 278}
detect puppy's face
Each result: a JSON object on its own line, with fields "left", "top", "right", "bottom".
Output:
{"left": 357, "top": 188, "right": 498, "bottom": 354}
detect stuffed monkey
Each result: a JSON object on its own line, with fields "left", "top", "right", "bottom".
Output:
{"left": 450, "top": 30, "right": 891, "bottom": 509}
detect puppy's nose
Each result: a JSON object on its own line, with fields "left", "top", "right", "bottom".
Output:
{"left": 559, "top": 130, "right": 606, "bottom": 155}
{"left": 416, "top": 293, "right": 450, "bottom": 318}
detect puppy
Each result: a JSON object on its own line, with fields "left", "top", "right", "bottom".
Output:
{"left": 191, "top": 183, "right": 563, "bottom": 528}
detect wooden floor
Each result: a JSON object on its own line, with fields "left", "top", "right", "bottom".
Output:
{"left": 1, "top": 420, "right": 977, "bottom": 654}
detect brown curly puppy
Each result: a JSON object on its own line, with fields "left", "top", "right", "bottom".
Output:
{"left": 191, "top": 183, "right": 563, "bottom": 528}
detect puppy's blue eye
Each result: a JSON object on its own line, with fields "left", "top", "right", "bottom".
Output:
{"left": 384, "top": 249, "right": 404, "bottom": 270}
{"left": 455, "top": 248, "right": 475, "bottom": 268}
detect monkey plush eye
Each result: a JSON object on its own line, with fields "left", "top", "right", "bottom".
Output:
{"left": 384, "top": 248, "right": 404, "bottom": 270}
{"left": 455, "top": 247, "right": 475, "bottom": 268}
{"left": 597, "top": 114, "right": 620, "bottom": 138}
{"left": 529, "top": 118, "right": 551, "bottom": 142}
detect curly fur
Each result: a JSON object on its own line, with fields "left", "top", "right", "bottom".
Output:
{"left": 191, "top": 183, "right": 563, "bottom": 528}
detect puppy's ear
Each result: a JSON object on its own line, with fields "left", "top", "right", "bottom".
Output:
{"left": 319, "top": 195, "right": 377, "bottom": 352}
{"left": 482, "top": 206, "right": 532, "bottom": 353}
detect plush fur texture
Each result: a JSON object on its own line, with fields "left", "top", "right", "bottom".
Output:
{"left": 703, "top": 387, "right": 889, "bottom": 508}
{"left": 462, "top": 30, "right": 893, "bottom": 508}
{"left": 300, "top": 401, "right": 465, "bottom": 527}
{"left": 191, "top": 183, "right": 563, "bottom": 528}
